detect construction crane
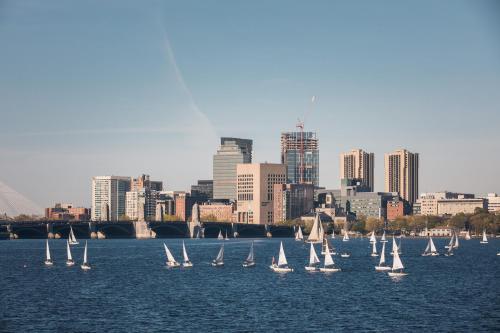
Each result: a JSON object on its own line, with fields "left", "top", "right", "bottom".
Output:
{"left": 296, "top": 96, "right": 316, "bottom": 184}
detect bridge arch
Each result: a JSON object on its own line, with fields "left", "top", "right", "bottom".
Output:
{"left": 150, "top": 224, "right": 187, "bottom": 238}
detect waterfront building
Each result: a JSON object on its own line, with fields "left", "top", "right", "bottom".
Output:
{"left": 199, "top": 202, "right": 235, "bottom": 222}
{"left": 191, "top": 180, "right": 213, "bottom": 201}
{"left": 236, "top": 163, "right": 286, "bottom": 224}
{"left": 386, "top": 198, "right": 410, "bottom": 221}
{"left": 125, "top": 189, "right": 160, "bottom": 221}
{"left": 213, "top": 138, "right": 253, "bottom": 201}
{"left": 416, "top": 191, "right": 485, "bottom": 216}
{"left": 45, "top": 203, "right": 90, "bottom": 221}
{"left": 131, "top": 174, "right": 163, "bottom": 192}
{"left": 384, "top": 149, "right": 419, "bottom": 204}
{"left": 175, "top": 193, "right": 203, "bottom": 221}
{"left": 340, "top": 149, "right": 374, "bottom": 191}
{"left": 280, "top": 131, "right": 319, "bottom": 186}
{"left": 273, "top": 183, "right": 314, "bottom": 223}
{"left": 91, "top": 176, "right": 131, "bottom": 221}
{"left": 485, "top": 193, "right": 500, "bottom": 213}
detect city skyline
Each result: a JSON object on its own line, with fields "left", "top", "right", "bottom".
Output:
{"left": 1, "top": 1, "right": 500, "bottom": 209}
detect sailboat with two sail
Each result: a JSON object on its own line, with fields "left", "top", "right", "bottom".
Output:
{"left": 375, "top": 242, "right": 391, "bottom": 271}
{"left": 243, "top": 241, "right": 256, "bottom": 268}
{"left": 305, "top": 243, "right": 320, "bottom": 271}
{"left": 81, "top": 241, "right": 91, "bottom": 270}
{"left": 388, "top": 240, "right": 407, "bottom": 277}
{"left": 295, "top": 226, "right": 304, "bottom": 241}
{"left": 182, "top": 241, "right": 193, "bottom": 267}
{"left": 422, "top": 237, "right": 439, "bottom": 256}
{"left": 212, "top": 244, "right": 224, "bottom": 267}
{"left": 445, "top": 232, "right": 455, "bottom": 249}
{"left": 380, "top": 231, "right": 387, "bottom": 243}
{"left": 44, "top": 240, "right": 54, "bottom": 266}
{"left": 390, "top": 236, "right": 402, "bottom": 255}
{"left": 370, "top": 238, "right": 378, "bottom": 257}
{"left": 66, "top": 240, "right": 75, "bottom": 266}
{"left": 369, "top": 231, "right": 376, "bottom": 244}
{"left": 342, "top": 229, "right": 350, "bottom": 242}
{"left": 164, "top": 243, "right": 180, "bottom": 268}
{"left": 270, "top": 241, "right": 293, "bottom": 273}
{"left": 320, "top": 241, "right": 340, "bottom": 272}
{"left": 217, "top": 230, "right": 224, "bottom": 240}
{"left": 306, "top": 213, "right": 324, "bottom": 244}
{"left": 68, "top": 226, "right": 79, "bottom": 245}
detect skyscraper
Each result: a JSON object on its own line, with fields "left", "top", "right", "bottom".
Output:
{"left": 213, "top": 137, "right": 253, "bottom": 200}
{"left": 91, "top": 176, "right": 131, "bottom": 221}
{"left": 340, "top": 149, "right": 374, "bottom": 191}
{"left": 280, "top": 131, "right": 319, "bottom": 186}
{"left": 384, "top": 149, "right": 419, "bottom": 204}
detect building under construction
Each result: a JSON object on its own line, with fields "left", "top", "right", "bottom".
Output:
{"left": 280, "top": 131, "right": 319, "bottom": 187}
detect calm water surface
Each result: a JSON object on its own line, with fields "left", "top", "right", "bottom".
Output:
{"left": 1, "top": 238, "right": 499, "bottom": 332}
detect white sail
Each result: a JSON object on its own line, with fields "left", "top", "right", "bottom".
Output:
{"left": 215, "top": 244, "right": 224, "bottom": 262}
{"left": 447, "top": 234, "right": 454, "bottom": 247}
{"left": 163, "top": 244, "right": 177, "bottom": 263}
{"left": 217, "top": 230, "right": 223, "bottom": 240}
{"left": 324, "top": 242, "right": 334, "bottom": 266}
{"left": 424, "top": 239, "right": 430, "bottom": 253}
{"left": 429, "top": 237, "right": 437, "bottom": 253}
{"left": 69, "top": 227, "right": 78, "bottom": 244}
{"left": 83, "top": 241, "right": 88, "bottom": 264}
{"left": 309, "top": 243, "right": 320, "bottom": 265}
{"left": 454, "top": 232, "right": 459, "bottom": 248}
{"left": 331, "top": 230, "right": 335, "bottom": 239}
{"left": 391, "top": 241, "right": 404, "bottom": 271}
{"left": 66, "top": 240, "right": 73, "bottom": 261}
{"left": 381, "top": 231, "right": 387, "bottom": 242}
{"left": 392, "top": 236, "right": 397, "bottom": 253}
{"left": 46, "top": 240, "right": 51, "bottom": 261}
{"left": 343, "top": 231, "right": 350, "bottom": 241}
{"left": 465, "top": 230, "right": 471, "bottom": 240}
{"left": 482, "top": 230, "right": 488, "bottom": 243}
{"left": 295, "top": 226, "right": 304, "bottom": 240}
{"left": 379, "top": 242, "right": 386, "bottom": 265}
{"left": 246, "top": 242, "right": 254, "bottom": 262}
{"left": 308, "top": 213, "right": 323, "bottom": 243}
{"left": 182, "top": 241, "right": 190, "bottom": 262}
{"left": 371, "top": 240, "right": 378, "bottom": 255}
{"left": 370, "top": 231, "right": 376, "bottom": 243}
{"left": 277, "top": 241, "right": 288, "bottom": 266}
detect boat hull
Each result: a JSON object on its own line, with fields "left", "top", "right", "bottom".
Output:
{"left": 182, "top": 262, "right": 193, "bottom": 268}
{"left": 371, "top": 254, "right": 379, "bottom": 257}
{"left": 480, "top": 241, "right": 488, "bottom": 244}
{"left": 304, "top": 266, "right": 318, "bottom": 272}
{"left": 242, "top": 261, "right": 255, "bottom": 268}
{"left": 319, "top": 267, "right": 340, "bottom": 273}
{"left": 270, "top": 265, "right": 293, "bottom": 273}
{"left": 340, "top": 254, "right": 350, "bottom": 258}
{"left": 212, "top": 262, "right": 224, "bottom": 267}
{"left": 81, "top": 264, "right": 91, "bottom": 270}
{"left": 166, "top": 262, "right": 180, "bottom": 268}
{"left": 44, "top": 260, "right": 54, "bottom": 266}
{"left": 375, "top": 266, "right": 391, "bottom": 271}
{"left": 388, "top": 272, "right": 407, "bottom": 277}
{"left": 66, "top": 260, "right": 75, "bottom": 267}
{"left": 69, "top": 241, "right": 79, "bottom": 245}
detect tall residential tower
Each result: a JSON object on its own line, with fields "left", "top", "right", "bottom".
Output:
{"left": 340, "top": 149, "right": 374, "bottom": 191}
{"left": 213, "top": 137, "right": 253, "bottom": 201}
{"left": 384, "top": 149, "right": 419, "bottom": 204}
{"left": 280, "top": 131, "right": 319, "bottom": 186}
{"left": 91, "top": 176, "right": 131, "bottom": 221}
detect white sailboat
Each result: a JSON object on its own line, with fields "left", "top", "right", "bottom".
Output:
{"left": 422, "top": 237, "right": 439, "bottom": 256}
{"left": 370, "top": 239, "right": 378, "bottom": 257}
{"left": 342, "top": 230, "right": 350, "bottom": 242}
{"left": 320, "top": 241, "right": 340, "bottom": 272}
{"left": 375, "top": 242, "right": 391, "bottom": 271}
{"left": 331, "top": 230, "right": 335, "bottom": 239}
{"left": 182, "top": 241, "right": 193, "bottom": 267}
{"left": 270, "top": 241, "right": 293, "bottom": 272}
{"left": 306, "top": 213, "right": 324, "bottom": 244}
{"left": 321, "top": 237, "right": 336, "bottom": 255}
{"left": 81, "top": 241, "right": 91, "bottom": 270}
{"left": 464, "top": 230, "right": 471, "bottom": 240}
{"left": 480, "top": 229, "right": 488, "bottom": 244}
{"left": 68, "top": 226, "right": 79, "bottom": 245}
{"left": 445, "top": 233, "right": 454, "bottom": 249}
{"left": 388, "top": 241, "right": 407, "bottom": 277}
{"left": 453, "top": 232, "right": 459, "bottom": 249}
{"left": 381, "top": 231, "right": 387, "bottom": 243}
{"left": 305, "top": 243, "right": 320, "bottom": 271}
{"left": 212, "top": 244, "right": 224, "bottom": 267}
{"left": 225, "top": 231, "right": 230, "bottom": 241}
{"left": 369, "top": 231, "right": 376, "bottom": 243}
{"left": 217, "top": 230, "right": 224, "bottom": 240}
{"left": 66, "top": 240, "right": 75, "bottom": 266}
{"left": 243, "top": 241, "right": 255, "bottom": 268}
{"left": 444, "top": 242, "right": 454, "bottom": 256}
{"left": 295, "top": 226, "right": 304, "bottom": 241}
{"left": 390, "top": 236, "right": 401, "bottom": 255}
{"left": 44, "top": 240, "right": 54, "bottom": 266}
{"left": 164, "top": 243, "right": 180, "bottom": 268}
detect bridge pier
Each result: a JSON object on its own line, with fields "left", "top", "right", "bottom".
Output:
{"left": 134, "top": 221, "right": 153, "bottom": 239}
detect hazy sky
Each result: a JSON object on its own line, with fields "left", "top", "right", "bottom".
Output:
{"left": 1, "top": 0, "right": 499, "bottom": 210}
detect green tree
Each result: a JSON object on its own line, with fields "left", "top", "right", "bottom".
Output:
{"left": 365, "top": 217, "right": 383, "bottom": 232}
{"left": 203, "top": 214, "right": 218, "bottom": 222}
{"left": 162, "top": 214, "right": 181, "bottom": 222}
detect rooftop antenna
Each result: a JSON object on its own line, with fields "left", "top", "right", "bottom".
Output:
{"left": 296, "top": 96, "right": 317, "bottom": 184}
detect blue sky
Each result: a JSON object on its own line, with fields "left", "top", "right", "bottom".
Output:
{"left": 1, "top": 0, "right": 499, "bottom": 209}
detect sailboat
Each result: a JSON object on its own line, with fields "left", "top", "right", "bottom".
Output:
{"left": 66, "top": 240, "right": 75, "bottom": 266}
{"left": 181, "top": 241, "right": 193, "bottom": 267}
{"left": 465, "top": 230, "right": 471, "bottom": 240}
{"left": 243, "top": 241, "right": 256, "bottom": 268}
{"left": 270, "top": 241, "right": 293, "bottom": 272}
{"left": 375, "top": 242, "right": 391, "bottom": 271}
{"left": 369, "top": 231, "right": 376, "bottom": 243}
{"left": 381, "top": 231, "right": 387, "bottom": 243}
{"left": 164, "top": 243, "right": 180, "bottom": 268}
{"left": 321, "top": 237, "right": 336, "bottom": 255}
{"left": 480, "top": 229, "right": 488, "bottom": 244}
{"left": 81, "top": 241, "right": 91, "bottom": 270}
{"left": 68, "top": 226, "right": 79, "bottom": 245}
{"left": 342, "top": 230, "right": 350, "bottom": 242}
{"left": 320, "top": 241, "right": 340, "bottom": 272}
{"left": 295, "top": 226, "right": 304, "bottom": 241}
{"left": 390, "top": 236, "right": 402, "bottom": 255}
{"left": 388, "top": 240, "right": 407, "bottom": 277}
{"left": 444, "top": 242, "right": 454, "bottom": 256}
{"left": 306, "top": 213, "right": 324, "bottom": 244}
{"left": 212, "top": 244, "right": 224, "bottom": 267}
{"left": 331, "top": 230, "right": 335, "bottom": 239}
{"left": 422, "top": 237, "right": 439, "bottom": 256}
{"left": 453, "top": 232, "right": 459, "bottom": 249}
{"left": 305, "top": 243, "right": 320, "bottom": 271}
{"left": 445, "top": 233, "right": 455, "bottom": 249}
{"left": 44, "top": 240, "right": 54, "bottom": 266}
{"left": 225, "top": 231, "right": 230, "bottom": 241}
{"left": 370, "top": 239, "right": 378, "bottom": 257}
{"left": 217, "top": 230, "right": 224, "bottom": 240}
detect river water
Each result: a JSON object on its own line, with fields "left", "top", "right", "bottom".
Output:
{"left": 1, "top": 238, "right": 499, "bottom": 332}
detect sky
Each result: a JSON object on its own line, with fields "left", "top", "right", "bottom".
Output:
{"left": 0, "top": 0, "right": 499, "bottom": 211}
